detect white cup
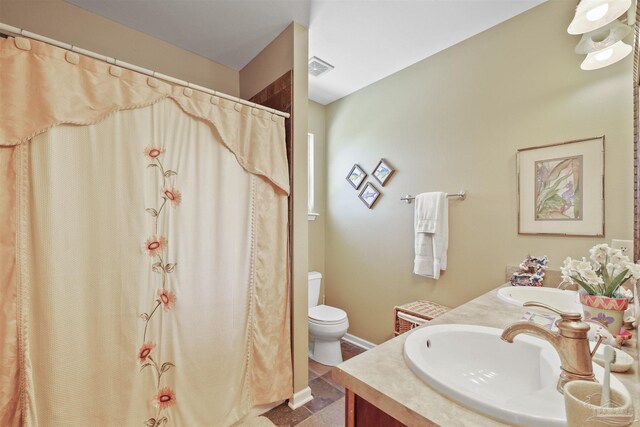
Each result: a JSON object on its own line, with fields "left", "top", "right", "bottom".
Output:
{"left": 564, "top": 380, "right": 634, "bottom": 427}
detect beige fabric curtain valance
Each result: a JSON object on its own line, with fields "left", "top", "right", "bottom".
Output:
{"left": 0, "top": 36, "right": 289, "bottom": 194}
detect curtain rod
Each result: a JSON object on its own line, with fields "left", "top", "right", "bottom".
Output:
{"left": 0, "top": 22, "right": 291, "bottom": 119}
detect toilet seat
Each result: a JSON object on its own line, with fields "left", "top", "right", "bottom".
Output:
{"left": 309, "top": 304, "right": 347, "bottom": 325}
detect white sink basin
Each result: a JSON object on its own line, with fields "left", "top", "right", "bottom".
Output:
{"left": 404, "top": 324, "right": 630, "bottom": 426}
{"left": 497, "top": 286, "right": 582, "bottom": 314}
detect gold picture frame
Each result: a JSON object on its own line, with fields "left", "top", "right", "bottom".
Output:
{"left": 516, "top": 136, "right": 604, "bottom": 236}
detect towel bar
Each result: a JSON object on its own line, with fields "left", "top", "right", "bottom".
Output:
{"left": 401, "top": 191, "right": 466, "bottom": 204}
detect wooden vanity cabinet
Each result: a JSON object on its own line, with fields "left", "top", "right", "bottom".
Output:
{"left": 345, "top": 389, "right": 408, "bottom": 427}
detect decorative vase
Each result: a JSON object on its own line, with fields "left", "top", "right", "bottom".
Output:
{"left": 579, "top": 293, "right": 629, "bottom": 336}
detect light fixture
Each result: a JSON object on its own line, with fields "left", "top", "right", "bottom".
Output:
{"left": 575, "top": 20, "right": 632, "bottom": 53}
{"left": 575, "top": 20, "right": 632, "bottom": 70}
{"left": 581, "top": 40, "right": 632, "bottom": 70}
{"left": 567, "top": 0, "right": 631, "bottom": 34}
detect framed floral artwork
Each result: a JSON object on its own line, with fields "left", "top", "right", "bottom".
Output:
{"left": 517, "top": 136, "right": 604, "bottom": 236}
{"left": 372, "top": 158, "right": 395, "bottom": 186}
{"left": 346, "top": 164, "right": 367, "bottom": 190}
{"left": 359, "top": 182, "right": 381, "bottom": 209}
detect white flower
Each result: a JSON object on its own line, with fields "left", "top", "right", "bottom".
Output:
{"left": 565, "top": 244, "right": 635, "bottom": 297}
{"left": 577, "top": 258, "right": 593, "bottom": 272}
{"left": 578, "top": 266, "right": 604, "bottom": 289}
{"left": 606, "top": 263, "right": 626, "bottom": 279}
{"left": 561, "top": 257, "right": 577, "bottom": 283}
{"left": 579, "top": 268, "right": 598, "bottom": 281}
{"left": 561, "top": 275, "right": 575, "bottom": 285}
{"left": 609, "top": 249, "right": 630, "bottom": 266}
{"left": 605, "top": 262, "right": 614, "bottom": 275}
{"left": 578, "top": 258, "right": 599, "bottom": 277}
{"left": 626, "top": 262, "right": 640, "bottom": 281}
{"left": 589, "top": 244, "right": 610, "bottom": 265}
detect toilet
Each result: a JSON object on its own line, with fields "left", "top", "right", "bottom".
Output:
{"left": 308, "top": 271, "right": 349, "bottom": 366}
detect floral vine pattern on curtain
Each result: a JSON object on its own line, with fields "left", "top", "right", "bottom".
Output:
{"left": 139, "top": 146, "right": 180, "bottom": 427}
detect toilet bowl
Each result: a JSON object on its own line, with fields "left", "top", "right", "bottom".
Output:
{"left": 308, "top": 272, "right": 349, "bottom": 366}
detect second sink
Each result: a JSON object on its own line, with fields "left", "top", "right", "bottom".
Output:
{"left": 497, "top": 286, "right": 582, "bottom": 314}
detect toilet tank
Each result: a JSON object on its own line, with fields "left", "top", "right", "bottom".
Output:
{"left": 308, "top": 271, "right": 322, "bottom": 308}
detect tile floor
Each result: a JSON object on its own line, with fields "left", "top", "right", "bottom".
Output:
{"left": 263, "top": 340, "right": 366, "bottom": 427}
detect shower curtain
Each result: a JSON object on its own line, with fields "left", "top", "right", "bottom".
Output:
{"left": 0, "top": 37, "right": 292, "bottom": 426}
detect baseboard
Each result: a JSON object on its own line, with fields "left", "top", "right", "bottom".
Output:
{"left": 288, "top": 386, "right": 313, "bottom": 410}
{"left": 343, "top": 333, "right": 376, "bottom": 350}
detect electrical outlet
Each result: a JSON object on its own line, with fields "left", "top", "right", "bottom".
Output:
{"left": 611, "top": 239, "right": 634, "bottom": 257}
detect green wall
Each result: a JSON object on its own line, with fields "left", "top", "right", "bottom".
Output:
{"left": 321, "top": 0, "right": 633, "bottom": 344}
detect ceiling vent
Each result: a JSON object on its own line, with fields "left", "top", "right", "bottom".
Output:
{"left": 308, "top": 56, "right": 334, "bottom": 77}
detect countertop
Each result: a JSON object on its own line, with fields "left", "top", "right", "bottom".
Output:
{"left": 332, "top": 286, "right": 640, "bottom": 426}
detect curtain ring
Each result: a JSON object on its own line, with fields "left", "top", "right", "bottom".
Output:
{"left": 14, "top": 37, "right": 31, "bottom": 51}
{"left": 65, "top": 51, "right": 80, "bottom": 65}
{"left": 109, "top": 65, "right": 122, "bottom": 77}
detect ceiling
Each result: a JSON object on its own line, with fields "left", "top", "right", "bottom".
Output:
{"left": 66, "top": 0, "right": 545, "bottom": 105}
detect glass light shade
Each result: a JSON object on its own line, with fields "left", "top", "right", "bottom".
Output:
{"left": 580, "top": 40, "right": 632, "bottom": 70}
{"left": 586, "top": 3, "right": 609, "bottom": 21}
{"left": 567, "top": 0, "right": 631, "bottom": 34}
{"left": 595, "top": 47, "right": 615, "bottom": 61}
{"left": 574, "top": 20, "right": 631, "bottom": 54}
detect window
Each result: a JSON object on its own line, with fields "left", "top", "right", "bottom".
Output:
{"left": 308, "top": 133, "right": 318, "bottom": 220}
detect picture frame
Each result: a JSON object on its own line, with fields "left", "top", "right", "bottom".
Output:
{"left": 346, "top": 164, "right": 367, "bottom": 190}
{"left": 372, "top": 158, "right": 395, "bottom": 186}
{"left": 517, "top": 136, "right": 604, "bottom": 236}
{"left": 358, "top": 182, "right": 381, "bottom": 209}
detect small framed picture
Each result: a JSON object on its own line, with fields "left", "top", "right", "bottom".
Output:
{"left": 358, "top": 182, "right": 381, "bottom": 209}
{"left": 346, "top": 164, "right": 367, "bottom": 190}
{"left": 372, "top": 158, "right": 395, "bottom": 186}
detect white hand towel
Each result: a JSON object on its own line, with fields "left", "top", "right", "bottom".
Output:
{"left": 414, "top": 192, "right": 448, "bottom": 279}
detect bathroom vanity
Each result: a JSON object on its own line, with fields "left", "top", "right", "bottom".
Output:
{"left": 332, "top": 285, "right": 640, "bottom": 426}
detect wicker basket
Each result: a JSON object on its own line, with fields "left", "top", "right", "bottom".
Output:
{"left": 394, "top": 300, "right": 450, "bottom": 336}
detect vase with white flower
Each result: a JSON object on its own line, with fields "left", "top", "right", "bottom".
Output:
{"left": 561, "top": 244, "right": 638, "bottom": 335}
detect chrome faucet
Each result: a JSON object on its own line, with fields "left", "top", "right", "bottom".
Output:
{"left": 501, "top": 301, "right": 599, "bottom": 394}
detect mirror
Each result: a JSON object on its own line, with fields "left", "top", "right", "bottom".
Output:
{"left": 635, "top": 4, "right": 639, "bottom": 262}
